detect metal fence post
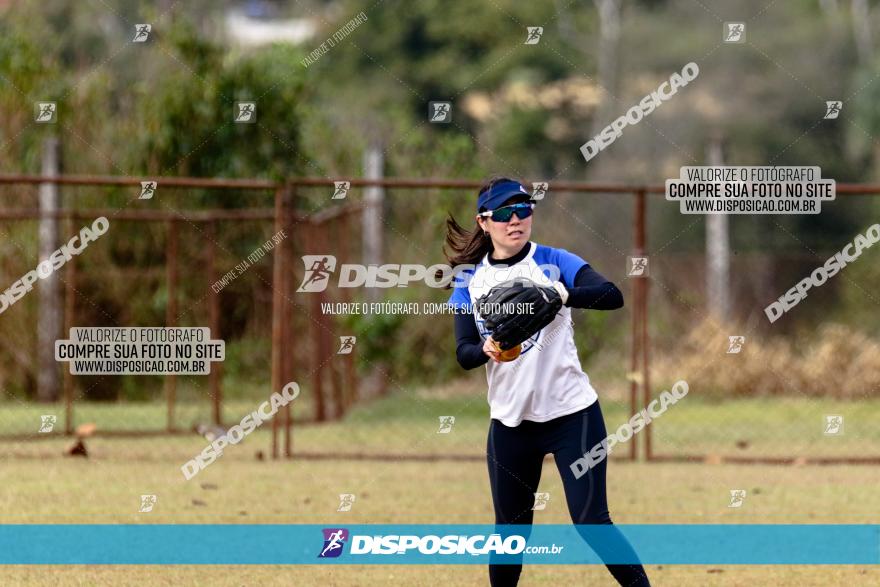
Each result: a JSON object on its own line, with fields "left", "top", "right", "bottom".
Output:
{"left": 628, "top": 191, "right": 642, "bottom": 461}
{"left": 165, "top": 219, "right": 178, "bottom": 432}
{"left": 282, "top": 185, "right": 295, "bottom": 458}
{"left": 341, "top": 210, "right": 358, "bottom": 409}
{"left": 270, "top": 186, "right": 288, "bottom": 458}
{"left": 310, "top": 220, "right": 327, "bottom": 422}
{"left": 207, "top": 220, "right": 222, "bottom": 426}
{"left": 634, "top": 189, "right": 652, "bottom": 462}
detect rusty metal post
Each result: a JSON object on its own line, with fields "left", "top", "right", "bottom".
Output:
{"left": 63, "top": 213, "right": 76, "bottom": 435}
{"left": 632, "top": 189, "right": 651, "bottom": 461}
{"left": 280, "top": 238, "right": 291, "bottom": 455}
{"left": 318, "top": 298, "right": 331, "bottom": 411}
{"left": 207, "top": 221, "right": 222, "bottom": 426}
{"left": 282, "top": 186, "right": 295, "bottom": 457}
{"left": 340, "top": 212, "right": 357, "bottom": 409}
{"left": 627, "top": 192, "right": 644, "bottom": 460}
{"left": 326, "top": 218, "right": 344, "bottom": 418}
{"left": 309, "top": 221, "right": 327, "bottom": 422}
{"left": 627, "top": 321, "right": 640, "bottom": 459}
{"left": 327, "top": 299, "right": 344, "bottom": 418}
{"left": 165, "top": 219, "right": 179, "bottom": 432}
{"left": 270, "top": 187, "right": 288, "bottom": 458}
{"left": 637, "top": 191, "right": 653, "bottom": 462}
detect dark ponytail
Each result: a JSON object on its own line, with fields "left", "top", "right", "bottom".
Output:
{"left": 442, "top": 214, "right": 492, "bottom": 269}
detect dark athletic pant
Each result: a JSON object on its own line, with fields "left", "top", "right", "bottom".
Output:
{"left": 486, "top": 400, "right": 651, "bottom": 586}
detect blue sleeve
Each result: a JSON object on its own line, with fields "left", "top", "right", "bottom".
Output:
{"left": 447, "top": 266, "right": 474, "bottom": 311}
{"left": 447, "top": 285, "right": 471, "bottom": 312}
{"left": 552, "top": 248, "right": 588, "bottom": 288}
{"left": 534, "top": 245, "right": 588, "bottom": 288}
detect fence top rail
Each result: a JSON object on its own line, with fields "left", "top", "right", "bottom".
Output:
{"left": 0, "top": 174, "right": 279, "bottom": 190}
{"left": 0, "top": 174, "right": 657, "bottom": 192}
{"left": 0, "top": 208, "right": 290, "bottom": 222}
{"left": 291, "top": 178, "right": 880, "bottom": 195}
{"left": 288, "top": 177, "right": 661, "bottom": 192}
{"left": 2, "top": 174, "right": 880, "bottom": 195}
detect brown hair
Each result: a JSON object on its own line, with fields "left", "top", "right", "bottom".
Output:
{"left": 441, "top": 175, "right": 529, "bottom": 271}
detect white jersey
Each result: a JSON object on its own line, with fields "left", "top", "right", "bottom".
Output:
{"left": 448, "top": 242, "right": 598, "bottom": 426}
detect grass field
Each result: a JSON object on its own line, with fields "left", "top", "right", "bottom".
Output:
{"left": 6, "top": 380, "right": 880, "bottom": 457}
{"left": 2, "top": 381, "right": 879, "bottom": 586}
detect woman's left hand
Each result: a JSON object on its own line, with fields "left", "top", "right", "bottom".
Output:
{"left": 482, "top": 336, "right": 502, "bottom": 363}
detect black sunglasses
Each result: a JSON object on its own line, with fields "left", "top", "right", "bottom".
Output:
{"left": 478, "top": 202, "right": 535, "bottom": 222}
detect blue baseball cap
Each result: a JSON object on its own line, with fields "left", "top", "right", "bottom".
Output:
{"left": 477, "top": 179, "right": 531, "bottom": 212}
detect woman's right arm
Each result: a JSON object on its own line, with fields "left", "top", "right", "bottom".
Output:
{"left": 454, "top": 310, "right": 492, "bottom": 369}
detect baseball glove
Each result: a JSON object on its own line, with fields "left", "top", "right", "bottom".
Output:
{"left": 476, "top": 278, "right": 564, "bottom": 351}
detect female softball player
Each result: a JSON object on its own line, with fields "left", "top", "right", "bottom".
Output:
{"left": 445, "top": 177, "right": 651, "bottom": 586}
